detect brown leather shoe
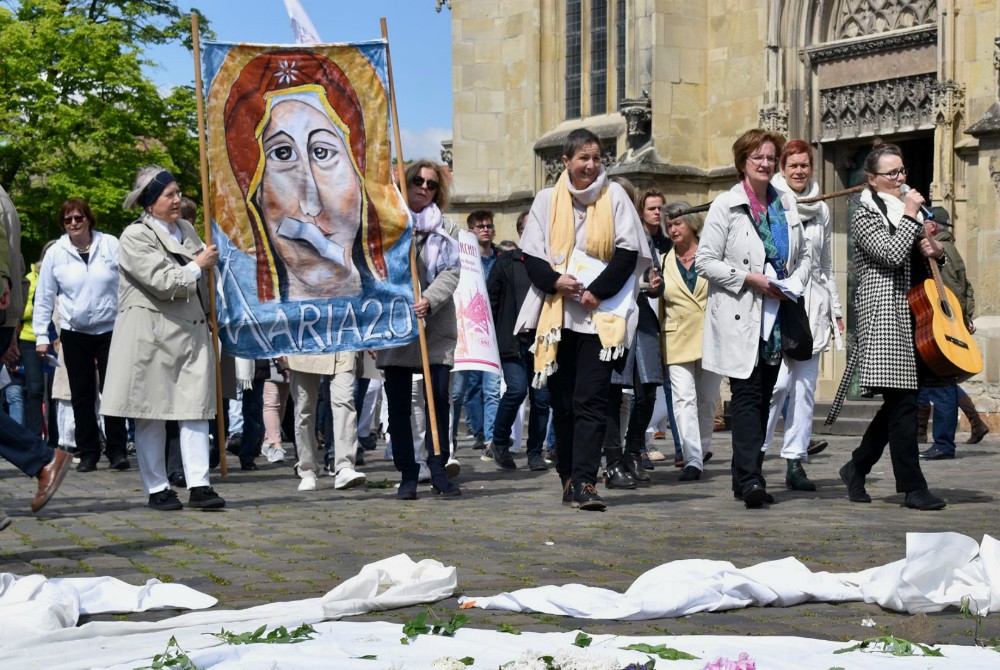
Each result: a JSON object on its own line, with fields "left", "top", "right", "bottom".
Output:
{"left": 32, "top": 449, "right": 71, "bottom": 513}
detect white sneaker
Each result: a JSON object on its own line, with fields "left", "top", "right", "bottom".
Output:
{"left": 334, "top": 466, "right": 366, "bottom": 490}
{"left": 646, "top": 446, "right": 666, "bottom": 462}
{"left": 297, "top": 472, "right": 317, "bottom": 491}
{"left": 264, "top": 443, "right": 286, "bottom": 463}
{"left": 446, "top": 456, "right": 461, "bottom": 478}
{"left": 418, "top": 463, "right": 431, "bottom": 482}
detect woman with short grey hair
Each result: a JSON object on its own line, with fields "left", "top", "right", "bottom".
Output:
{"left": 103, "top": 166, "right": 225, "bottom": 511}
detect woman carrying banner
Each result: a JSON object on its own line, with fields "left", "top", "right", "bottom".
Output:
{"left": 102, "top": 167, "right": 225, "bottom": 511}
{"left": 514, "top": 128, "right": 650, "bottom": 511}
{"left": 377, "top": 160, "right": 461, "bottom": 500}
{"left": 695, "top": 129, "right": 812, "bottom": 509}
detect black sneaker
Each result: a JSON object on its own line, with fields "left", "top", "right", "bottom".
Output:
{"left": 492, "top": 444, "right": 517, "bottom": 471}
{"left": 168, "top": 472, "right": 187, "bottom": 488}
{"left": 904, "top": 488, "right": 947, "bottom": 510}
{"left": 572, "top": 482, "right": 606, "bottom": 511}
{"left": 188, "top": 486, "right": 225, "bottom": 510}
{"left": 148, "top": 488, "right": 183, "bottom": 511}
{"left": 355, "top": 447, "right": 366, "bottom": 466}
{"left": 527, "top": 453, "right": 549, "bottom": 471}
{"left": 109, "top": 455, "right": 130, "bottom": 471}
{"left": 561, "top": 478, "right": 573, "bottom": 505}
{"left": 76, "top": 459, "right": 98, "bottom": 473}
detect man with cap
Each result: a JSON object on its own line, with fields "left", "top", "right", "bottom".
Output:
{"left": 917, "top": 206, "right": 989, "bottom": 459}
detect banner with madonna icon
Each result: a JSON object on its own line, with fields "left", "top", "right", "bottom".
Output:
{"left": 201, "top": 40, "right": 415, "bottom": 357}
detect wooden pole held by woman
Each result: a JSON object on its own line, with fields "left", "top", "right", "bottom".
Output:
{"left": 191, "top": 13, "right": 228, "bottom": 476}
{"left": 381, "top": 18, "right": 442, "bottom": 457}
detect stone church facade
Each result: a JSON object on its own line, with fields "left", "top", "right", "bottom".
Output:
{"left": 444, "top": 0, "right": 1000, "bottom": 410}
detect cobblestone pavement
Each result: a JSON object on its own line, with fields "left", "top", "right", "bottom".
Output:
{"left": 2, "top": 431, "right": 998, "bottom": 648}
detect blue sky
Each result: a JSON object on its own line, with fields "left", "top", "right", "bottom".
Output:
{"left": 147, "top": 1, "right": 453, "bottom": 160}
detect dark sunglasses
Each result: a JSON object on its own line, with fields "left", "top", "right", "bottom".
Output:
{"left": 64, "top": 214, "right": 86, "bottom": 223}
{"left": 410, "top": 175, "right": 439, "bottom": 191}
{"left": 473, "top": 223, "right": 495, "bottom": 230}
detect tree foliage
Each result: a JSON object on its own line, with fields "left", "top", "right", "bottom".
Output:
{"left": 0, "top": 0, "right": 211, "bottom": 261}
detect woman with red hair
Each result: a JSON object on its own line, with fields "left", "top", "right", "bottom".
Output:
{"left": 763, "top": 140, "right": 844, "bottom": 491}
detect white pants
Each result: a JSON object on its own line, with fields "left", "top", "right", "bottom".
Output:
{"left": 135, "top": 419, "right": 210, "bottom": 494}
{"left": 669, "top": 361, "right": 721, "bottom": 470}
{"left": 57, "top": 400, "right": 77, "bottom": 449}
{"left": 763, "top": 354, "right": 820, "bottom": 460}
{"left": 357, "top": 379, "right": 382, "bottom": 439}
{"left": 290, "top": 369, "right": 359, "bottom": 477}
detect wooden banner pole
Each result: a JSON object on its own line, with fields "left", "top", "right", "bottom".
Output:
{"left": 381, "top": 18, "right": 443, "bottom": 458}
{"left": 192, "top": 13, "right": 228, "bottom": 476}
{"left": 669, "top": 184, "right": 866, "bottom": 217}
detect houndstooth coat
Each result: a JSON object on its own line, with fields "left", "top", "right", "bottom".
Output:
{"left": 831, "top": 191, "right": 922, "bottom": 422}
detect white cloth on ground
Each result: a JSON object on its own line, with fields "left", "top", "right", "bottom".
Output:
{"left": 459, "top": 532, "right": 1000, "bottom": 619}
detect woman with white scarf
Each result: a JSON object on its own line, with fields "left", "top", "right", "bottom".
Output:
{"left": 514, "top": 129, "right": 650, "bottom": 511}
{"left": 829, "top": 141, "right": 947, "bottom": 511}
{"left": 102, "top": 166, "right": 224, "bottom": 511}
{"left": 762, "top": 140, "right": 844, "bottom": 491}
{"left": 376, "top": 160, "right": 461, "bottom": 500}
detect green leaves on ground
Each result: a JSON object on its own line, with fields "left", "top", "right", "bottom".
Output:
{"left": 572, "top": 632, "right": 592, "bottom": 648}
{"left": 210, "top": 623, "right": 316, "bottom": 645}
{"left": 134, "top": 636, "right": 201, "bottom": 670}
{"left": 621, "top": 642, "right": 698, "bottom": 660}
{"left": 834, "top": 635, "right": 944, "bottom": 657}
{"left": 497, "top": 623, "right": 522, "bottom": 635}
{"left": 400, "top": 610, "right": 469, "bottom": 644}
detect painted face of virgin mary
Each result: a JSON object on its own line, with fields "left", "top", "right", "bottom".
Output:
{"left": 257, "top": 91, "right": 363, "bottom": 299}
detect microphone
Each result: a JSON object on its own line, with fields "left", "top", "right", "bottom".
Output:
{"left": 899, "top": 184, "right": 935, "bottom": 220}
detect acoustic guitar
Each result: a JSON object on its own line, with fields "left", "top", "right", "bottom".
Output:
{"left": 907, "top": 255, "right": 982, "bottom": 382}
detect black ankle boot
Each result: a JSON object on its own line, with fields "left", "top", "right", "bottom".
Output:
{"left": 622, "top": 452, "right": 651, "bottom": 484}
{"left": 603, "top": 448, "right": 637, "bottom": 489}
{"left": 785, "top": 458, "right": 816, "bottom": 491}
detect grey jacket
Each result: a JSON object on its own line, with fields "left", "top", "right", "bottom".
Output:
{"left": 377, "top": 217, "right": 461, "bottom": 369}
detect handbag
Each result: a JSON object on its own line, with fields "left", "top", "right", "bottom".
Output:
{"left": 780, "top": 297, "right": 813, "bottom": 361}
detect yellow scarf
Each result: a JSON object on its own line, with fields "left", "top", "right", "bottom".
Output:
{"left": 532, "top": 172, "right": 625, "bottom": 387}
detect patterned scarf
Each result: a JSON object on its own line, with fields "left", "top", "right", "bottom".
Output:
{"left": 742, "top": 180, "right": 789, "bottom": 365}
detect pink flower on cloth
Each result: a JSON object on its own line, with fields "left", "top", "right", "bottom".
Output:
{"left": 702, "top": 653, "right": 756, "bottom": 670}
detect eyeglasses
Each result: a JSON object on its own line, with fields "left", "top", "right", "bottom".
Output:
{"left": 410, "top": 176, "right": 439, "bottom": 191}
{"left": 64, "top": 214, "right": 86, "bottom": 224}
{"left": 875, "top": 167, "right": 907, "bottom": 179}
{"left": 747, "top": 155, "right": 777, "bottom": 165}
{"left": 472, "top": 223, "right": 495, "bottom": 230}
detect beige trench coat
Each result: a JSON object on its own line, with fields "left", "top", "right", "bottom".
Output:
{"left": 102, "top": 217, "right": 216, "bottom": 420}
{"left": 285, "top": 351, "right": 358, "bottom": 375}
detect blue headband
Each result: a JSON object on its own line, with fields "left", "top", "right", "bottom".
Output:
{"left": 138, "top": 171, "right": 177, "bottom": 208}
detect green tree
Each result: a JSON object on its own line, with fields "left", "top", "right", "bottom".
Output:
{"left": 0, "top": 0, "right": 211, "bottom": 261}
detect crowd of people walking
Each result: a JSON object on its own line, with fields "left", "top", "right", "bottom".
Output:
{"left": 2, "top": 127, "right": 990, "bottom": 524}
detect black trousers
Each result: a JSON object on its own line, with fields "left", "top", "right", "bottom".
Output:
{"left": 851, "top": 388, "right": 928, "bottom": 493}
{"left": 729, "top": 354, "right": 781, "bottom": 493}
{"left": 383, "top": 364, "right": 451, "bottom": 484}
{"left": 59, "top": 329, "right": 127, "bottom": 464}
{"left": 604, "top": 380, "right": 658, "bottom": 454}
{"left": 548, "top": 330, "right": 613, "bottom": 486}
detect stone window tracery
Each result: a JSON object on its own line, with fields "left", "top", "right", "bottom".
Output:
{"left": 832, "top": 0, "right": 936, "bottom": 40}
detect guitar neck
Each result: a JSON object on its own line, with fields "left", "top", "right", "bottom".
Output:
{"left": 927, "top": 256, "right": 954, "bottom": 320}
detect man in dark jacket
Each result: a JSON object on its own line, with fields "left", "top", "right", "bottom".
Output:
{"left": 485, "top": 213, "right": 551, "bottom": 471}
{"left": 918, "top": 207, "right": 988, "bottom": 458}
{"left": 1, "top": 185, "right": 73, "bottom": 528}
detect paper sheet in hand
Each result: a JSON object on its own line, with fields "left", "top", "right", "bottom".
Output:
{"left": 567, "top": 249, "right": 635, "bottom": 319}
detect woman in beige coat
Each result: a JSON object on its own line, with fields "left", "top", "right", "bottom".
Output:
{"left": 103, "top": 166, "right": 225, "bottom": 512}
{"left": 662, "top": 203, "right": 721, "bottom": 482}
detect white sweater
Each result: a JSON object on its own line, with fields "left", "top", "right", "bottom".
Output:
{"left": 33, "top": 231, "right": 120, "bottom": 345}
